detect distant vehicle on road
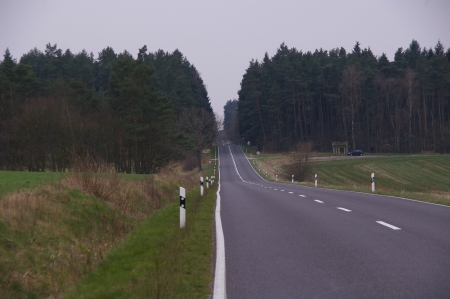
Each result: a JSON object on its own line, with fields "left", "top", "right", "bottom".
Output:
{"left": 347, "top": 150, "right": 363, "bottom": 156}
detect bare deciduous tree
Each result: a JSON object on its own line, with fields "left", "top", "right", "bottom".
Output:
{"left": 284, "top": 141, "right": 313, "bottom": 182}
{"left": 339, "top": 65, "right": 363, "bottom": 150}
{"left": 404, "top": 68, "right": 417, "bottom": 152}
{"left": 178, "top": 107, "right": 216, "bottom": 170}
{"left": 215, "top": 112, "right": 224, "bottom": 131}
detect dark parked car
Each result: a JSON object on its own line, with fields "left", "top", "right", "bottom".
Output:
{"left": 347, "top": 150, "right": 363, "bottom": 156}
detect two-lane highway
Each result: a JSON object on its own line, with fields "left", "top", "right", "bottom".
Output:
{"left": 218, "top": 145, "right": 450, "bottom": 298}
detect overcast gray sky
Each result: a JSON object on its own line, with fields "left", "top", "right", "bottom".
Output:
{"left": 1, "top": 0, "right": 449, "bottom": 116}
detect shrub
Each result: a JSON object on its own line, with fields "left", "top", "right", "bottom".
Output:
{"left": 283, "top": 141, "right": 313, "bottom": 182}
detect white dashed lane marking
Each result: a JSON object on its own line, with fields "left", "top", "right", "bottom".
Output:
{"left": 376, "top": 221, "right": 401, "bottom": 230}
{"left": 243, "top": 176, "right": 401, "bottom": 232}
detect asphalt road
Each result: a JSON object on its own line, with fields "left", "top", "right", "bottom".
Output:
{"left": 219, "top": 145, "right": 450, "bottom": 299}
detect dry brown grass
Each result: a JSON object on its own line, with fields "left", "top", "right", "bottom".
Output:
{"left": 63, "top": 174, "right": 155, "bottom": 220}
{"left": 0, "top": 160, "right": 202, "bottom": 298}
{"left": 0, "top": 185, "right": 120, "bottom": 297}
{"left": 251, "top": 151, "right": 311, "bottom": 182}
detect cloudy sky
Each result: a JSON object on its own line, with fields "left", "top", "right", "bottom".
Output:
{"left": 1, "top": 0, "right": 449, "bottom": 116}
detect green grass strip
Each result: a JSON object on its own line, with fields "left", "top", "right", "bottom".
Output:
{"left": 246, "top": 151, "right": 450, "bottom": 206}
{"left": 64, "top": 180, "right": 217, "bottom": 299}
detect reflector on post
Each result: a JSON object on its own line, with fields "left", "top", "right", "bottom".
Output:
{"left": 180, "top": 187, "right": 186, "bottom": 228}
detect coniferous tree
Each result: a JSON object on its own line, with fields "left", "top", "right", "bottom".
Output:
{"left": 235, "top": 41, "right": 450, "bottom": 153}
{"left": 0, "top": 44, "right": 214, "bottom": 171}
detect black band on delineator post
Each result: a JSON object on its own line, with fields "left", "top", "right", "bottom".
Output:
{"left": 180, "top": 195, "right": 185, "bottom": 208}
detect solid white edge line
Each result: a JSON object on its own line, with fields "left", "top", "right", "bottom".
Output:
{"left": 213, "top": 147, "right": 226, "bottom": 299}
{"left": 376, "top": 221, "right": 401, "bottom": 230}
{"left": 337, "top": 207, "right": 352, "bottom": 212}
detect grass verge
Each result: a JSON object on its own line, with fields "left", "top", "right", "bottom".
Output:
{"left": 311, "top": 155, "right": 450, "bottom": 205}
{"left": 63, "top": 180, "right": 216, "bottom": 299}
{"left": 243, "top": 148, "right": 450, "bottom": 206}
{"left": 0, "top": 148, "right": 218, "bottom": 299}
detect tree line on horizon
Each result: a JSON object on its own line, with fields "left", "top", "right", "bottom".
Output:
{"left": 0, "top": 44, "right": 216, "bottom": 173}
{"left": 228, "top": 40, "right": 450, "bottom": 153}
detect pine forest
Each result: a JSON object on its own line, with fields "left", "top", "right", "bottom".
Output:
{"left": 230, "top": 40, "right": 450, "bottom": 153}
{"left": 0, "top": 44, "right": 216, "bottom": 173}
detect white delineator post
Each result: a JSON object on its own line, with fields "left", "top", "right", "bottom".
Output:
{"left": 180, "top": 187, "right": 186, "bottom": 228}
{"left": 292, "top": 174, "right": 294, "bottom": 183}
{"left": 276, "top": 175, "right": 278, "bottom": 182}
{"left": 315, "top": 174, "right": 318, "bottom": 187}
{"left": 371, "top": 173, "right": 375, "bottom": 192}
{"left": 206, "top": 176, "right": 209, "bottom": 188}
{"left": 200, "top": 176, "right": 204, "bottom": 196}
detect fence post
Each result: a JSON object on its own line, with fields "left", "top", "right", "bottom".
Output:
{"left": 315, "top": 174, "right": 318, "bottom": 187}
{"left": 200, "top": 177, "right": 204, "bottom": 196}
{"left": 371, "top": 173, "right": 375, "bottom": 192}
{"left": 180, "top": 187, "right": 186, "bottom": 228}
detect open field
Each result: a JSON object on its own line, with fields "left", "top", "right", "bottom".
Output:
{"left": 242, "top": 147, "right": 450, "bottom": 206}
{"left": 0, "top": 148, "right": 218, "bottom": 299}
{"left": 0, "top": 171, "right": 66, "bottom": 197}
